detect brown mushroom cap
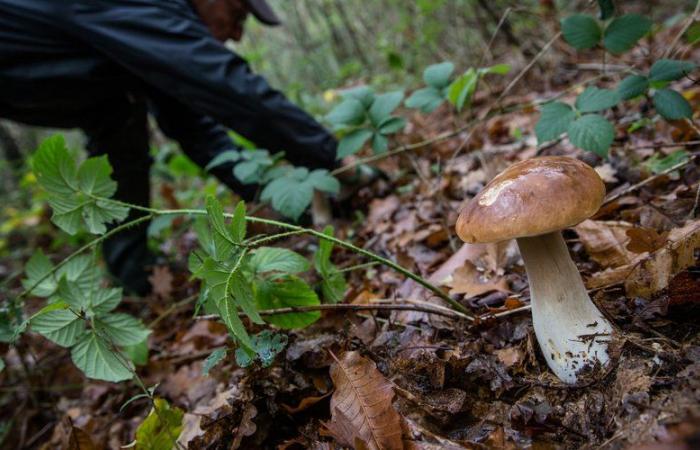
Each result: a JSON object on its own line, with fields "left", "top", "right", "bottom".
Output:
{"left": 456, "top": 156, "right": 605, "bottom": 243}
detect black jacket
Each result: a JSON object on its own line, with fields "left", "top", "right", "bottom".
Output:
{"left": 0, "top": 0, "right": 337, "bottom": 172}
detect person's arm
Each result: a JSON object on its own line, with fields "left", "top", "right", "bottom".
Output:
{"left": 62, "top": 0, "right": 337, "bottom": 170}
{"left": 147, "top": 90, "right": 259, "bottom": 200}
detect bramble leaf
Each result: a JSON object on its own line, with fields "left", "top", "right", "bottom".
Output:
{"left": 535, "top": 102, "right": 576, "bottom": 143}
{"left": 423, "top": 62, "right": 455, "bottom": 88}
{"left": 337, "top": 128, "right": 373, "bottom": 159}
{"left": 561, "top": 14, "right": 601, "bottom": 50}
{"left": 575, "top": 86, "right": 620, "bottom": 113}
{"left": 653, "top": 89, "right": 692, "bottom": 120}
{"left": 368, "top": 91, "right": 404, "bottom": 125}
{"left": 255, "top": 275, "right": 321, "bottom": 329}
{"left": 135, "top": 398, "right": 184, "bottom": 450}
{"left": 71, "top": 330, "right": 133, "bottom": 382}
{"left": 405, "top": 87, "right": 444, "bottom": 113}
{"left": 250, "top": 247, "right": 310, "bottom": 276}
{"left": 649, "top": 59, "right": 696, "bottom": 82}
{"left": 603, "top": 14, "right": 652, "bottom": 54}
{"left": 617, "top": 75, "right": 649, "bottom": 100}
{"left": 567, "top": 114, "right": 615, "bottom": 157}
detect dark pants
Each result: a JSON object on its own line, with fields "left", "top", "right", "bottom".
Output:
{"left": 2, "top": 91, "right": 154, "bottom": 294}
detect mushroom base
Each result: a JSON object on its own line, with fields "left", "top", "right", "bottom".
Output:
{"left": 517, "top": 232, "right": 614, "bottom": 384}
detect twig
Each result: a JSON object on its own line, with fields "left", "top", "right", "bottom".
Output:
{"left": 611, "top": 139, "right": 700, "bottom": 150}
{"left": 195, "top": 303, "right": 470, "bottom": 321}
{"left": 663, "top": 0, "right": 700, "bottom": 58}
{"left": 603, "top": 155, "right": 697, "bottom": 205}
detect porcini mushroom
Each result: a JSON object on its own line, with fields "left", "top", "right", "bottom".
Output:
{"left": 456, "top": 156, "right": 614, "bottom": 384}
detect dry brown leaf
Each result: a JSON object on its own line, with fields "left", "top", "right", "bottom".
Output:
{"left": 626, "top": 227, "right": 669, "bottom": 254}
{"left": 495, "top": 347, "right": 524, "bottom": 368}
{"left": 148, "top": 265, "right": 174, "bottom": 300}
{"left": 324, "top": 351, "right": 404, "bottom": 450}
{"left": 447, "top": 262, "right": 510, "bottom": 297}
{"left": 575, "top": 220, "right": 636, "bottom": 268}
{"left": 625, "top": 220, "right": 700, "bottom": 298}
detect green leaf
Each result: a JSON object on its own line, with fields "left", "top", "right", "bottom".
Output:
{"left": 447, "top": 68, "right": 478, "bottom": 112}
{"left": 22, "top": 250, "right": 56, "bottom": 297}
{"left": 649, "top": 59, "right": 696, "bottom": 82}
{"left": 480, "top": 63, "right": 511, "bottom": 75}
{"left": 135, "top": 398, "right": 184, "bottom": 450}
{"left": 314, "top": 226, "right": 347, "bottom": 304}
{"left": 32, "top": 135, "right": 129, "bottom": 235}
{"left": 644, "top": 150, "right": 689, "bottom": 174}
{"left": 535, "top": 102, "right": 576, "bottom": 143}
{"left": 231, "top": 201, "right": 246, "bottom": 244}
{"left": 71, "top": 331, "right": 133, "bottom": 382}
{"left": 561, "top": 14, "right": 601, "bottom": 50}
{"left": 342, "top": 86, "right": 375, "bottom": 108}
{"left": 687, "top": 22, "right": 700, "bottom": 44}
{"left": 575, "top": 86, "right": 620, "bottom": 112}
{"left": 307, "top": 170, "right": 341, "bottom": 194}
{"left": 617, "top": 75, "right": 649, "bottom": 100}
{"left": 260, "top": 168, "right": 314, "bottom": 221}
{"left": 233, "top": 150, "right": 276, "bottom": 184}
{"left": 337, "top": 128, "right": 373, "bottom": 159}
{"left": 423, "top": 62, "right": 455, "bottom": 88}
{"left": 404, "top": 87, "right": 444, "bottom": 113}
{"left": 205, "top": 196, "right": 239, "bottom": 261}
{"left": 326, "top": 98, "right": 366, "bottom": 126}
{"left": 31, "top": 308, "right": 85, "bottom": 347}
{"left": 371, "top": 133, "right": 389, "bottom": 154}
{"left": 203, "top": 348, "right": 227, "bottom": 375}
{"left": 368, "top": 91, "right": 404, "bottom": 125}
{"left": 603, "top": 14, "right": 652, "bottom": 54}
{"left": 57, "top": 278, "right": 90, "bottom": 311}
{"left": 597, "top": 0, "right": 615, "bottom": 20}
{"left": 255, "top": 275, "right": 321, "bottom": 329}
{"left": 377, "top": 117, "right": 406, "bottom": 135}
{"left": 567, "top": 114, "right": 615, "bottom": 157}
{"left": 94, "top": 313, "right": 151, "bottom": 346}
{"left": 91, "top": 288, "right": 123, "bottom": 316}
{"left": 249, "top": 247, "right": 310, "bottom": 275}
{"left": 123, "top": 338, "right": 149, "bottom": 366}
{"left": 235, "top": 330, "right": 287, "bottom": 368}
{"left": 205, "top": 150, "right": 240, "bottom": 171}
{"left": 653, "top": 89, "right": 692, "bottom": 120}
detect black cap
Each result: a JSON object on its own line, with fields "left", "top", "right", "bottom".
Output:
{"left": 246, "top": 0, "right": 282, "bottom": 26}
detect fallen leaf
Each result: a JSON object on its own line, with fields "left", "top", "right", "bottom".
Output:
{"left": 148, "top": 265, "right": 174, "bottom": 300}
{"left": 575, "top": 220, "right": 636, "bottom": 268}
{"left": 324, "top": 351, "right": 404, "bottom": 450}
{"left": 282, "top": 392, "right": 332, "bottom": 414}
{"left": 595, "top": 163, "right": 619, "bottom": 183}
{"left": 626, "top": 227, "right": 669, "bottom": 254}
{"left": 447, "top": 262, "right": 510, "bottom": 297}
{"left": 495, "top": 347, "right": 524, "bottom": 368}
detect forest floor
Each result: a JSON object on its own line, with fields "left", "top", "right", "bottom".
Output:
{"left": 2, "top": 19, "right": 700, "bottom": 450}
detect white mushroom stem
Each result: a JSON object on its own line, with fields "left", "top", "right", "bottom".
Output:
{"left": 516, "top": 231, "right": 614, "bottom": 384}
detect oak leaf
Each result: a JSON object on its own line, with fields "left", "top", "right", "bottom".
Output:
{"left": 324, "top": 351, "right": 404, "bottom": 450}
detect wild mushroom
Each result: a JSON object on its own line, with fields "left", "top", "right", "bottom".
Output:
{"left": 456, "top": 156, "right": 614, "bottom": 384}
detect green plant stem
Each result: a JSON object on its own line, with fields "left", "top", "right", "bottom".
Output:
{"left": 103, "top": 200, "right": 472, "bottom": 318}
{"left": 17, "top": 214, "right": 153, "bottom": 299}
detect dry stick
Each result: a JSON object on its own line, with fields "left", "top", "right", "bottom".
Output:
{"left": 664, "top": 0, "right": 700, "bottom": 59}
{"left": 603, "top": 155, "right": 698, "bottom": 206}
{"left": 195, "top": 303, "right": 470, "bottom": 321}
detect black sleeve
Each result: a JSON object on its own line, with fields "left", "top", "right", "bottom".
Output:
{"left": 147, "top": 90, "right": 259, "bottom": 200}
{"left": 64, "top": 0, "right": 337, "bottom": 170}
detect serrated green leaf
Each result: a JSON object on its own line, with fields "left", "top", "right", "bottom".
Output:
{"left": 368, "top": 91, "right": 404, "bottom": 125}
{"left": 250, "top": 247, "right": 310, "bottom": 275}
{"left": 22, "top": 250, "right": 56, "bottom": 297}
{"left": 135, "top": 398, "right": 184, "bottom": 450}
{"left": 371, "top": 133, "right": 389, "bottom": 154}
{"left": 575, "top": 86, "right": 620, "bottom": 112}
{"left": 91, "top": 288, "right": 123, "bottom": 316}
{"left": 203, "top": 348, "right": 227, "bottom": 375}
{"left": 307, "top": 170, "right": 340, "bottom": 195}
{"left": 326, "top": 98, "right": 366, "bottom": 126}
{"left": 617, "top": 75, "right": 649, "bottom": 100}
{"left": 653, "top": 89, "right": 692, "bottom": 120}
{"left": 205, "top": 196, "right": 239, "bottom": 261}
{"left": 123, "top": 338, "right": 149, "bottom": 366}
{"left": 378, "top": 117, "right": 406, "bottom": 135}
{"left": 314, "top": 226, "right": 347, "bottom": 304}
{"left": 480, "top": 63, "right": 511, "bottom": 75}
{"left": 342, "top": 86, "right": 375, "bottom": 108}
{"left": 337, "top": 128, "right": 373, "bottom": 159}
{"left": 644, "top": 150, "right": 689, "bottom": 174}
{"left": 649, "top": 59, "right": 696, "bottom": 82}
{"left": 423, "top": 62, "right": 454, "bottom": 88}
{"left": 233, "top": 150, "right": 275, "bottom": 184}
{"left": 447, "top": 68, "right": 478, "bottom": 112}
{"left": 568, "top": 114, "right": 615, "bottom": 157}
{"left": 603, "top": 14, "right": 652, "bottom": 54}
{"left": 234, "top": 330, "right": 287, "bottom": 368}
{"left": 255, "top": 275, "right": 321, "bottom": 329}
{"left": 95, "top": 313, "right": 151, "bottom": 346}
{"left": 31, "top": 309, "right": 85, "bottom": 347}
{"left": 57, "top": 278, "right": 89, "bottom": 311}
{"left": 561, "top": 14, "right": 601, "bottom": 50}
{"left": 231, "top": 201, "right": 246, "bottom": 244}
{"left": 71, "top": 331, "right": 133, "bottom": 382}
{"left": 535, "top": 102, "right": 576, "bottom": 143}
{"left": 32, "top": 135, "right": 129, "bottom": 235}
{"left": 404, "top": 87, "right": 444, "bottom": 113}
{"left": 205, "top": 150, "right": 240, "bottom": 171}
{"left": 260, "top": 172, "right": 314, "bottom": 221}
